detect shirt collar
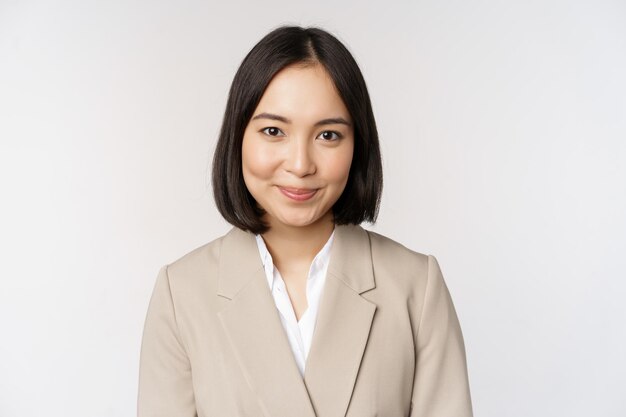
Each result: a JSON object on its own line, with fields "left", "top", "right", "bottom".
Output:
{"left": 254, "top": 229, "right": 336, "bottom": 290}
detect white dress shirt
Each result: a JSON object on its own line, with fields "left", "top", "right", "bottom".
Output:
{"left": 254, "top": 230, "right": 335, "bottom": 377}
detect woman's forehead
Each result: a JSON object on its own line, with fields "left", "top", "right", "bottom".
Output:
{"left": 252, "top": 64, "right": 351, "bottom": 124}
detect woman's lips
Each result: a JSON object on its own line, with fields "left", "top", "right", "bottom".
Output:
{"left": 278, "top": 186, "right": 318, "bottom": 201}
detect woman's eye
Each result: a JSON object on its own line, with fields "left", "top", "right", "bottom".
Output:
{"left": 261, "top": 127, "right": 284, "bottom": 137}
{"left": 318, "top": 131, "right": 342, "bottom": 141}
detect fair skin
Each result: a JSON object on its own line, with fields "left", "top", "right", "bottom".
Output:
{"left": 241, "top": 62, "right": 354, "bottom": 321}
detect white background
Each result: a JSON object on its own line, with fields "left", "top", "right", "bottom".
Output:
{"left": 1, "top": 0, "right": 625, "bottom": 416}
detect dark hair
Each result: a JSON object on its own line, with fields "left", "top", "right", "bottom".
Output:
{"left": 212, "top": 25, "right": 383, "bottom": 234}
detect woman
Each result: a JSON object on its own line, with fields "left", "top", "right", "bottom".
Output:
{"left": 138, "top": 26, "right": 473, "bottom": 417}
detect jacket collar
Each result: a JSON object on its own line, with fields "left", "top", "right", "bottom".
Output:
{"left": 217, "top": 224, "right": 376, "bottom": 299}
{"left": 216, "top": 224, "right": 377, "bottom": 417}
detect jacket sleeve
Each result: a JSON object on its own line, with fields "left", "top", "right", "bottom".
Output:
{"left": 137, "top": 265, "right": 197, "bottom": 417}
{"left": 410, "top": 255, "right": 473, "bottom": 417}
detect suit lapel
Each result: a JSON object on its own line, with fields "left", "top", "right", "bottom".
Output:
{"left": 304, "top": 225, "right": 377, "bottom": 417}
{"left": 216, "top": 225, "right": 377, "bottom": 417}
{"left": 216, "top": 227, "right": 316, "bottom": 417}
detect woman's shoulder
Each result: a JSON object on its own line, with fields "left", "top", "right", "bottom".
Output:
{"left": 363, "top": 227, "right": 429, "bottom": 265}
{"left": 169, "top": 233, "right": 225, "bottom": 268}
{"left": 357, "top": 227, "right": 435, "bottom": 293}
{"left": 160, "top": 227, "right": 246, "bottom": 286}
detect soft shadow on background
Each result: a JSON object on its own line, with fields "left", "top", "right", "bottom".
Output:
{"left": 0, "top": 0, "right": 624, "bottom": 416}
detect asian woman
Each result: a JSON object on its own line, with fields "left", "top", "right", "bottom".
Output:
{"left": 138, "top": 25, "right": 473, "bottom": 417}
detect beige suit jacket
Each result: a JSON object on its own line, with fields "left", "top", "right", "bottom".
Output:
{"left": 137, "top": 224, "right": 473, "bottom": 417}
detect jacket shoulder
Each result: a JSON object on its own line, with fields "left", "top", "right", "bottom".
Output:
{"left": 160, "top": 230, "right": 229, "bottom": 293}
{"left": 364, "top": 229, "right": 431, "bottom": 291}
{"left": 366, "top": 229, "right": 429, "bottom": 267}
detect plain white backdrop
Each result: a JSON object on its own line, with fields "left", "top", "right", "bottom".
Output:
{"left": 1, "top": 0, "right": 625, "bottom": 416}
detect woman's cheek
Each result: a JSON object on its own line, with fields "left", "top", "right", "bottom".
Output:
{"left": 243, "top": 140, "right": 277, "bottom": 180}
{"left": 329, "top": 145, "right": 354, "bottom": 184}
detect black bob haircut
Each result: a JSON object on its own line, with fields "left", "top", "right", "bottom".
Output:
{"left": 212, "top": 25, "right": 383, "bottom": 234}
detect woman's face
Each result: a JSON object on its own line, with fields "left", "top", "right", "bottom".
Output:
{"left": 241, "top": 63, "right": 354, "bottom": 231}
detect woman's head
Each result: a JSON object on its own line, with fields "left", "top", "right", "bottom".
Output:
{"left": 212, "top": 25, "right": 382, "bottom": 234}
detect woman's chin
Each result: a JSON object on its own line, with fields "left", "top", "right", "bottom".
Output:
{"left": 275, "top": 217, "right": 317, "bottom": 229}
{"left": 269, "top": 212, "right": 327, "bottom": 229}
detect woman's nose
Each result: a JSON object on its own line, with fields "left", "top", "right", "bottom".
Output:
{"left": 284, "top": 138, "right": 316, "bottom": 177}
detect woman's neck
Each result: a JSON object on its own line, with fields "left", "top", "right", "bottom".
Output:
{"left": 260, "top": 212, "right": 335, "bottom": 271}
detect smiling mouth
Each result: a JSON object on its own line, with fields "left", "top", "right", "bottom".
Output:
{"left": 278, "top": 186, "right": 318, "bottom": 201}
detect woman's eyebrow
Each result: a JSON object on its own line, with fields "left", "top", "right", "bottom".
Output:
{"left": 251, "top": 112, "right": 352, "bottom": 127}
